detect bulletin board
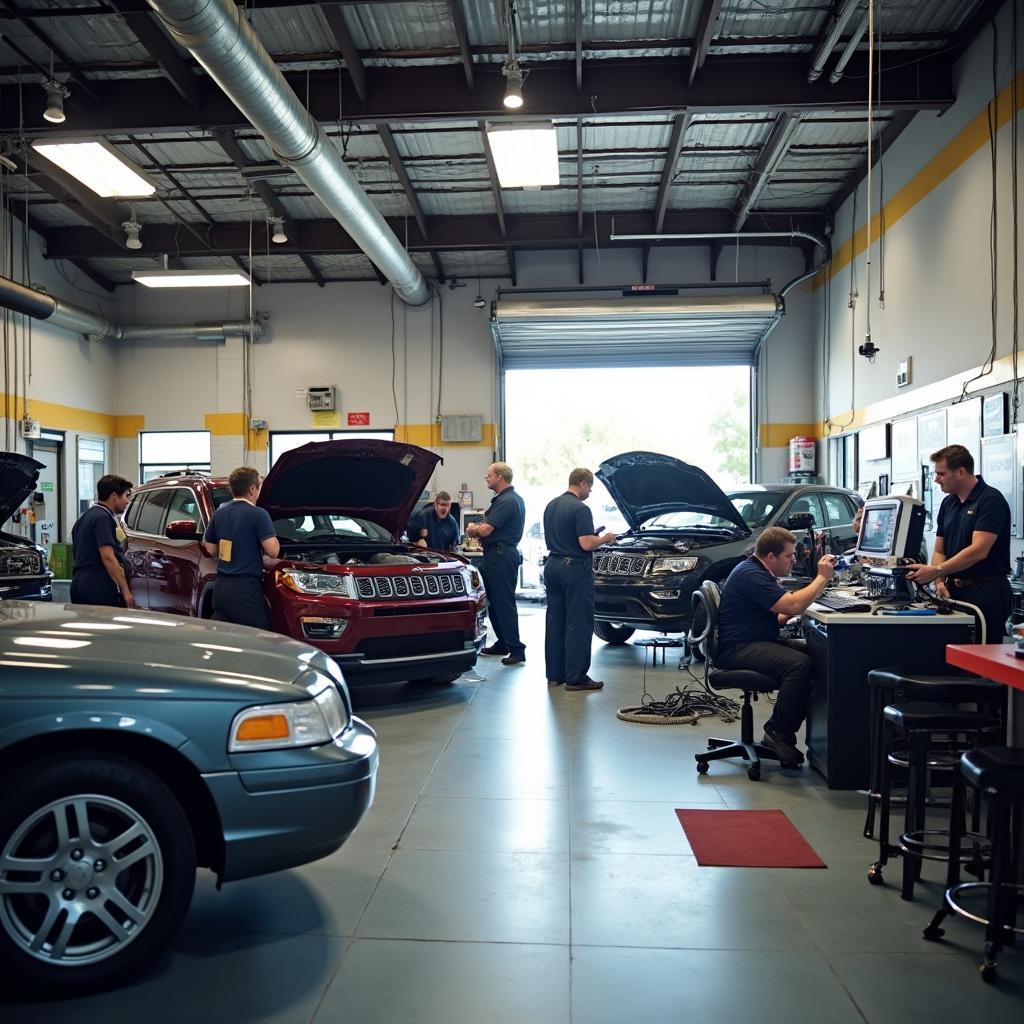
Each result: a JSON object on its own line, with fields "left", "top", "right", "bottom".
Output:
{"left": 946, "top": 398, "right": 981, "bottom": 461}
{"left": 980, "top": 432, "right": 1019, "bottom": 538}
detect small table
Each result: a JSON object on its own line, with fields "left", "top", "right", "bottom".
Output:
{"left": 946, "top": 644, "right": 1024, "bottom": 693}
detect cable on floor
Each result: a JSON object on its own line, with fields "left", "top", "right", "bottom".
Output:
{"left": 616, "top": 646, "right": 739, "bottom": 725}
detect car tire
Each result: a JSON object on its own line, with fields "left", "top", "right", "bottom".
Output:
{"left": 593, "top": 621, "right": 636, "bottom": 644}
{"left": 0, "top": 754, "right": 197, "bottom": 995}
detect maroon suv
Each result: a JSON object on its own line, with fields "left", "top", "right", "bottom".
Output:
{"left": 122, "top": 439, "right": 487, "bottom": 685}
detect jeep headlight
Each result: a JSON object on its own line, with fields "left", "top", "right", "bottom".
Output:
{"left": 277, "top": 569, "right": 356, "bottom": 597}
{"left": 229, "top": 683, "right": 347, "bottom": 751}
{"left": 462, "top": 566, "right": 481, "bottom": 590}
{"left": 651, "top": 556, "right": 699, "bottom": 574}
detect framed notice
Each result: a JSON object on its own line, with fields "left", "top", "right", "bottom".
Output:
{"left": 891, "top": 418, "right": 918, "bottom": 479}
{"left": 458, "top": 490, "right": 474, "bottom": 507}
{"left": 859, "top": 422, "right": 889, "bottom": 461}
{"left": 946, "top": 397, "right": 981, "bottom": 461}
{"left": 916, "top": 409, "right": 946, "bottom": 464}
{"left": 983, "top": 392, "right": 1008, "bottom": 437}
{"left": 980, "top": 432, "right": 1019, "bottom": 538}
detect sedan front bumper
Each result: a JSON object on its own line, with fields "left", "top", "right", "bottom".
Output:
{"left": 204, "top": 715, "right": 378, "bottom": 882}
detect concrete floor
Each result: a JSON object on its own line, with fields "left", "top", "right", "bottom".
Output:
{"left": 7, "top": 603, "right": 1023, "bottom": 1021}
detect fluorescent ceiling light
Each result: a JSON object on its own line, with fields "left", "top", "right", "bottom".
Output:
{"left": 131, "top": 269, "right": 251, "bottom": 289}
{"left": 485, "top": 123, "right": 559, "bottom": 189}
{"left": 31, "top": 139, "right": 157, "bottom": 198}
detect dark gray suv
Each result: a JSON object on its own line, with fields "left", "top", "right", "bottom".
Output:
{"left": 592, "top": 451, "right": 863, "bottom": 644}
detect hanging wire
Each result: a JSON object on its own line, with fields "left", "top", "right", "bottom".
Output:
{"left": 1011, "top": 0, "right": 1021, "bottom": 425}
{"left": 863, "top": 0, "right": 874, "bottom": 353}
{"left": 877, "top": 0, "right": 886, "bottom": 307}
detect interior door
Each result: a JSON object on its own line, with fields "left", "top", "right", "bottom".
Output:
{"left": 28, "top": 440, "right": 62, "bottom": 559}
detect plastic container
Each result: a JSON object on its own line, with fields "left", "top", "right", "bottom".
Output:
{"left": 789, "top": 436, "right": 816, "bottom": 473}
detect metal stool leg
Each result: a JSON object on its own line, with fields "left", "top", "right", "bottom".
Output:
{"left": 902, "top": 730, "right": 928, "bottom": 901}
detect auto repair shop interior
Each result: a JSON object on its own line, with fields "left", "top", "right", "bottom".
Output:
{"left": 1, "top": 1, "right": 1024, "bottom": 1021}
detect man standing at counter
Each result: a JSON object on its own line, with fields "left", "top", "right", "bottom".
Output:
{"left": 907, "top": 444, "right": 1011, "bottom": 643}
{"left": 466, "top": 462, "right": 527, "bottom": 666}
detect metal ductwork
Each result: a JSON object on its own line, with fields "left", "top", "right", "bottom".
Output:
{"left": 807, "top": 0, "right": 863, "bottom": 84}
{"left": 0, "top": 272, "right": 265, "bottom": 342}
{"left": 146, "top": 0, "right": 429, "bottom": 307}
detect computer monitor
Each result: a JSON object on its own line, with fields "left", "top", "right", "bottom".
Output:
{"left": 853, "top": 495, "right": 926, "bottom": 564}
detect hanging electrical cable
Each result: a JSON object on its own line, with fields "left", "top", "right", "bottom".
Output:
{"left": 861, "top": 0, "right": 876, "bottom": 361}
{"left": 1011, "top": 0, "right": 1021, "bottom": 426}
{"left": 877, "top": 0, "right": 886, "bottom": 308}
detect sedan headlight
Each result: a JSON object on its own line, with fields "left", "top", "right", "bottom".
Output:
{"left": 651, "top": 556, "right": 699, "bottom": 574}
{"left": 277, "top": 569, "right": 356, "bottom": 597}
{"left": 229, "top": 684, "right": 347, "bottom": 752}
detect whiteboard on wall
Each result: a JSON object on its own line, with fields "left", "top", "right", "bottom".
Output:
{"left": 946, "top": 398, "right": 981, "bottom": 465}
{"left": 860, "top": 423, "right": 889, "bottom": 461}
{"left": 891, "top": 418, "right": 918, "bottom": 479}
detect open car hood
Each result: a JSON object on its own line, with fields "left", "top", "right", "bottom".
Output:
{"left": 596, "top": 451, "right": 751, "bottom": 535}
{"left": 258, "top": 439, "right": 441, "bottom": 538}
{"left": 0, "top": 452, "right": 43, "bottom": 524}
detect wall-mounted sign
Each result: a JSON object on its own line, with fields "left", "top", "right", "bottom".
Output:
{"left": 983, "top": 392, "right": 1008, "bottom": 437}
{"left": 311, "top": 411, "right": 340, "bottom": 428}
{"left": 40, "top": 481, "right": 54, "bottom": 493}
{"left": 347, "top": 412, "right": 371, "bottom": 426}
{"left": 947, "top": 397, "right": 981, "bottom": 459}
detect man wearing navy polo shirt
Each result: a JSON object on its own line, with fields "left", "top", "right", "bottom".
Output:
{"left": 407, "top": 491, "right": 460, "bottom": 552}
{"left": 907, "top": 444, "right": 1011, "bottom": 643}
{"left": 717, "top": 527, "right": 836, "bottom": 766}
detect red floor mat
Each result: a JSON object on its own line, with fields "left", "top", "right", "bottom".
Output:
{"left": 675, "top": 808, "right": 827, "bottom": 868}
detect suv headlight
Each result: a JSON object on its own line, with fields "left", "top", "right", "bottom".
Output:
{"left": 277, "top": 569, "right": 357, "bottom": 597}
{"left": 461, "top": 566, "right": 481, "bottom": 590}
{"left": 229, "top": 684, "right": 347, "bottom": 752}
{"left": 651, "top": 556, "right": 699, "bottom": 574}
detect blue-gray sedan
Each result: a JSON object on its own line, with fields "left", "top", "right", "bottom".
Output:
{"left": 0, "top": 600, "right": 378, "bottom": 993}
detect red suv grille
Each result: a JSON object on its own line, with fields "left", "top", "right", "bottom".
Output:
{"left": 356, "top": 631, "right": 466, "bottom": 659}
{"left": 355, "top": 573, "right": 466, "bottom": 600}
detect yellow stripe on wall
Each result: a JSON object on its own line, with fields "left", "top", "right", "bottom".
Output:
{"left": 760, "top": 423, "right": 819, "bottom": 447}
{"left": 1, "top": 393, "right": 144, "bottom": 437}
{"left": 395, "top": 422, "right": 497, "bottom": 448}
{"left": 813, "top": 69, "right": 1024, "bottom": 290}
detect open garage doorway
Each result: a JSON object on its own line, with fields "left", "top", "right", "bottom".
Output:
{"left": 504, "top": 365, "right": 752, "bottom": 592}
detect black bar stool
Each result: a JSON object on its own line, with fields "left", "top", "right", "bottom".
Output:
{"left": 864, "top": 669, "right": 1006, "bottom": 840}
{"left": 871, "top": 703, "right": 1000, "bottom": 900}
{"left": 923, "top": 746, "right": 1024, "bottom": 982}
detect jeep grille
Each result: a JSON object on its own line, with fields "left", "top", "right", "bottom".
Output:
{"left": 594, "top": 554, "right": 646, "bottom": 576}
{"left": 354, "top": 572, "right": 467, "bottom": 600}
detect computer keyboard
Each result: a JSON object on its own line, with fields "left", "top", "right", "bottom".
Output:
{"left": 815, "top": 593, "right": 872, "bottom": 613}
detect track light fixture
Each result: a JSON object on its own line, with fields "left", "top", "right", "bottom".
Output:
{"left": 268, "top": 216, "right": 287, "bottom": 244}
{"left": 122, "top": 219, "right": 142, "bottom": 250}
{"left": 502, "top": 63, "right": 524, "bottom": 109}
{"left": 42, "top": 80, "right": 68, "bottom": 124}
{"left": 473, "top": 277, "right": 486, "bottom": 308}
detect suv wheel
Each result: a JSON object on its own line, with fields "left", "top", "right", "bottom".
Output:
{"left": 0, "top": 755, "right": 197, "bottom": 994}
{"left": 593, "top": 622, "right": 636, "bottom": 644}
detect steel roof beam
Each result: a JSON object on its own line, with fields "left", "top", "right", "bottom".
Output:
{"left": 653, "top": 112, "right": 691, "bottom": 233}
{"left": 479, "top": 121, "right": 507, "bottom": 239}
{"left": 687, "top": 0, "right": 724, "bottom": 86}
{"left": 45, "top": 209, "right": 828, "bottom": 259}
{"left": 732, "top": 111, "right": 801, "bottom": 231}
{"left": 110, "top": 3, "right": 202, "bottom": 107}
{"left": 320, "top": 3, "right": 368, "bottom": 103}
{"left": 1, "top": 54, "right": 954, "bottom": 135}
{"left": 445, "top": 0, "right": 475, "bottom": 92}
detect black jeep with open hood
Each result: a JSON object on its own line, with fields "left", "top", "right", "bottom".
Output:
{"left": 0, "top": 452, "right": 53, "bottom": 601}
{"left": 592, "top": 451, "right": 862, "bottom": 643}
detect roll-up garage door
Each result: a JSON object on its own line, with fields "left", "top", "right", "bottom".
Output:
{"left": 491, "top": 294, "right": 782, "bottom": 369}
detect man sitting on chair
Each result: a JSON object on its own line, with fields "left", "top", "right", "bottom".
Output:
{"left": 716, "top": 527, "right": 836, "bottom": 766}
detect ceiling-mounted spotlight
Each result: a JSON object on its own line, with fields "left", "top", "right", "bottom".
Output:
{"left": 502, "top": 63, "right": 524, "bottom": 109}
{"left": 42, "top": 80, "right": 68, "bottom": 124}
{"left": 473, "top": 294, "right": 486, "bottom": 309}
{"left": 122, "top": 219, "right": 142, "bottom": 250}
{"left": 268, "top": 216, "right": 287, "bottom": 244}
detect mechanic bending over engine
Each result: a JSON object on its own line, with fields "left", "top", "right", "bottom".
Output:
{"left": 407, "top": 491, "right": 460, "bottom": 552}
{"left": 716, "top": 526, "right": 837, "bottom": 767}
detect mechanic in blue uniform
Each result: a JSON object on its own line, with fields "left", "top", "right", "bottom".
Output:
{"left": 717, "top": 526, "right": 836, "bottom": 766}
{"left": 907, "top": 443, "right": 1012, "bottom": 643}
{"left": 542, "top": 467, "right": 618, "bottom": 690}
{"left": 407, "top": 490, "right": 460, "bottom": 551}
{"left": 202, "top": 466, "right": 281, "bottom": 630}
{"left": 70, "top": 474, "right": 136, "bottom": 608}
{"left": 466, "top": 462, "right": 527, "bottom": 665}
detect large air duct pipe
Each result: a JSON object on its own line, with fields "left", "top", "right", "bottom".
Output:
{"left": 0, "top": 272, "right": 265, "bottom": 342}
{"left": 146, "top": 0, "right": 429, "bottom": 306}
{"left": 807, "top": 0, "right": 863, "bottom": 84}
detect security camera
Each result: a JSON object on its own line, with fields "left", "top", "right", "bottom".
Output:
{"left": 858, "top": 339, "right": 880, "bottom": 361}
{"left": 473, "top": 294, "right": 486, "bottom": 309}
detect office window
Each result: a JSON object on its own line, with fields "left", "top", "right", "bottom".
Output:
{"left": 140, "top": 430, "right": 211, "bottom": 482}
{"left": 77, "top": 437, "right": 106, "bottom": 514}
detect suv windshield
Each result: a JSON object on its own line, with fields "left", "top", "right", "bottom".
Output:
{"left": 273, "top": 513, "right": 393, "bottom": 543}
{"left": 640, "top": 510, "right": 742, "bottom": 530}
{"left": 727, "top": 491, "right": 785, "bottom": 528}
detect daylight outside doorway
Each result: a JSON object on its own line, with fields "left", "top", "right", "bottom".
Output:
{"left": 504, "top": 365, "right": 752, "bottom": 591}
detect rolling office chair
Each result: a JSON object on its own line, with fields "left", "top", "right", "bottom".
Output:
{"left": 691, "top": 581, "right": 785, "bottom": 781}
